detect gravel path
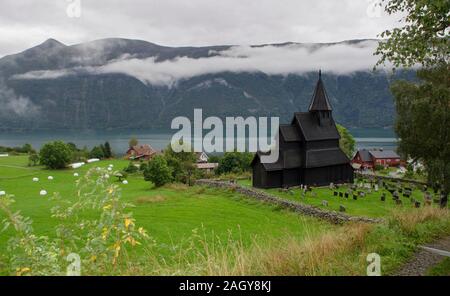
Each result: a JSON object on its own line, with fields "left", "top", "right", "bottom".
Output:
{"left": 395, "top": 236, "right": 450, "bottom": 276}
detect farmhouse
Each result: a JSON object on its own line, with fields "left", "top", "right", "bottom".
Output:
{"left": 352, "top": 148, "right": 400, "bottom": 169}
{"left": 126, "top": 144, "right": 156, "bottom": 160}
{"left": 196, "top": 152, "right": 209, "bottom": 163}
{"left": 251, "top": 71, "right": 353, "bottom": 188}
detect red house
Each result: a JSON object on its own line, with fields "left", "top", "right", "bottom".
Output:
{"left": 352, "top": 149, "right": 400, "bottom": 169}
{"left": 126, "top": 144, "right": 156, "bottom": 160}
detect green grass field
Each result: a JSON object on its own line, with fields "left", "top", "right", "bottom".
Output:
{"left": 1, "top": 155, "right": 449, "bottom": 275}
{"left": 0, "top": 156, "right": 331, "bottom": 258}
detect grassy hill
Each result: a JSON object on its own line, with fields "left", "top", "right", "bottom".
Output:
{"left": 0, "top": 155, "right": 449, "bottom": 275}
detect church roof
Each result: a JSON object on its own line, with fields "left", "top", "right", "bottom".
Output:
{"left": 308, "top": 71, "right": 332, "bottom": 112}
{"left": 293, "top": 112, "right": 340, "bottom": 141}
{"left": 279, "top": 124, "right": 301, "bottom": 142}
{"left": 253, "top": 147, "right": 303, "bottom": 171}
{"left": 305, "top": 148, "right": 350, "bottom": 168}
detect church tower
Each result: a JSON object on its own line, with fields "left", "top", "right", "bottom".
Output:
{"left": 308, "top": 70, "right": 333, "bottom": 126}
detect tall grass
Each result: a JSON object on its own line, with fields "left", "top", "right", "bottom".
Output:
{"left": 138, "top": 208, "right": 450, "bottom": 276}
{"left": 389, "top": 207, "right": 449, "bottom": 234}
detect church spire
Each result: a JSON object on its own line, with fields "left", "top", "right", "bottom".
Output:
{"left": 308, "top": 70, "right": 332, "bottom": 112}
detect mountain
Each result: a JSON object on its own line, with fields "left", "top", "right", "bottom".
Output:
{"left": 0, "top": 38, "right": 414, "bottom": 131}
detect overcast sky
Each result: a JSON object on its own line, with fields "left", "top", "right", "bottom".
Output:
{"left": 0, "top": 0, "right": 402, "bottom": 57}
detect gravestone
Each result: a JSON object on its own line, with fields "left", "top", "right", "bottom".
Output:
{"left": 395, "top": 199, "right": 403, "bottom": 205}
{"left": 345, "top": 193, "right": 349, "bottom": 198}
{"left": 415, "top": 201, "right": 421, "bottom": 208}
{"left": 322, "top": 200, "right": 328, "bottom": 207}
{"left": 374, "top": 184, "right": 379, "bottom": 192}
{"left": 353, "top": 195, "right": 358, "bottom": 201}
{"left": 329, "top": 183, "right": 334, "bottom": 190}
{"left": 339, "top": 192, "right": 343, "bottom": 198}
{"left": 339, "top": 205, "right": 346, "bottom": 212}
{"left": 381, "top": 194, "right": 386, "bottom": 202}
{"left": 333, "top": 191, "right": 338, "bottom": 196}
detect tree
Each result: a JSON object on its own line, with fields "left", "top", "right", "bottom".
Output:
{"left": 89, "top": 146, "right": 105, "bottom": 159}
{"left": 143, "top": 155, "right": 173, "bottom": 187}
{"left": 337, "top": 124, "right": 356, "bottom": 158}
{"left": 375, "top": 0, "right": 450, "bottom": 207}
{"left": 28, "top": 152, "right": 40, "bottom": 167}
{"left": 129, "top": 137, "right": 138, "bottom": 148}
{"left": 217, "top": 151, "right": 254, "bottom": 175}
{"left": 39, "top": 141, "right": 72, "bottom": 169}
{"left": 22, "top": 143, "right": 34, "bottom": 154}
{"left": 390, "top": 65, "right": 450, "bottom": 207}
{"left": 163, "top": 141, "right": 197, "bottom": 182}
{"left": 103, "top": 142, "right": 113, "bottom": 158}
{"left": 375, "top": 0, "right": 449, "bottom": 68}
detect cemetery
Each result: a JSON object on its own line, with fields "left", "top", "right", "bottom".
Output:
{"left": 239, "top": 176, "right": 446, "bottom": 218}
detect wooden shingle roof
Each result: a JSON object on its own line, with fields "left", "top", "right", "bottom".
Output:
{"left": 293, "top": 112, "right": 340, "bottom": 141}
{"left": 308, "top": 71, "right": 332, "bottom": 112}
{"left": 305, "top": 148, "right": 350, "bottom": 168}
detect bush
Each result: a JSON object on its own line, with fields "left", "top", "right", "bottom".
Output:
{"left": 123, "top": 162, "right": 139, "bottom": 174}
{"left": 144, "top": 155, "right": 173, "bottom": 187}
{"left": 28, "top": 152, "right": 40, "bottom": 167}
{"left": 374, "top": 164, "right": 385, "bottom": 171}
{"left": 39, "top": 141, "right": 72, "bottom": 169}
{"left": 217, "top": 152, "right": 254, "bottom": 175}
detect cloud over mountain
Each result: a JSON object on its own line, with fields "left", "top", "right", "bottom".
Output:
{"left": 13, "top": 40, "right": 384, "bottom": 86}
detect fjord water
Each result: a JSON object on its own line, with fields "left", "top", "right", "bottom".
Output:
{"left": 0, "top": 128, "right": 397, "bottom": 155}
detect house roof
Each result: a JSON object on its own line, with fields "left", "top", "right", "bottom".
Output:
{"left": 128, "top": 144, "right": 156, "bottom": 157}
{"left": 357, "top": 149, "right": 372, "bottom": 162}
{"left": 252, "top": 151, "right": 284, "bottom": 171}
{"left": 293, "top": 112, "right": 340, "bottom": 141}
{"left": 305, "top": 148, "right": 350, "bottom": 168}
{"left": 369, "top": 150, "right": 400, "bottom": 159}
{"left": 279, "top": 124, "right": 301, "bottom": 142}
{"left": 308, "top": 71, "right": 332, "bottom": 112}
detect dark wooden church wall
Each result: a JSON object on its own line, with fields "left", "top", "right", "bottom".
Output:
{"left": 304, "top": 164, "right": 354, "bottom": 186}
{"left": 305, "top": 140, "right": 339, "bottom": 150}
{"left": 252, "top": 162, "right": 263, "bottom": 188}
{"left": 283, "top": 169, "right": 302, "bottom": 187}
{"left": 265, "top": 171, "right": 283, "bottom": 188}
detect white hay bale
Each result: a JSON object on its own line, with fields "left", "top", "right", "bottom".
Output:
{"left": 87, "top": 158, "right": 100, "bottom": 163}
{"left": 122, "top": 180, "right": 128, "bottom": 185}
{"left": 70, "top": 162, "right": 84, "bottom": 169}
{"left": 32, "top": 177, "right": 39, "bottom": 182}
{"left": 40, "top": 190, "right": 47, "bottom": 196}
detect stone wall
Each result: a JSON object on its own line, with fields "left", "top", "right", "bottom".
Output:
{"left": 195, "top": 179, "right": 383, "bottom": 224}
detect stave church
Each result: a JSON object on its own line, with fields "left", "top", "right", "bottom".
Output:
{"left": 251, "top": 71, "right": 354, "bottom": 188}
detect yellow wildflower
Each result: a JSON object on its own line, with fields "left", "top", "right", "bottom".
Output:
{"left": 16, "top": 267, "right": 31, "bottom": 276}
{"left": 124, "top": 217, "right": 134, "bottom": 229}
{"left": 125, "top": 236, "right": 140, "bottom": 246}
{"left": 101, "top": 227, "right": 108, "bottom": 240}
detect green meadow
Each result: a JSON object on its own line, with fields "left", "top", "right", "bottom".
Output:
{"left": 0, "top": 155, "right": 449, "bottom": 275}
{"left": 0, "top": 156, "right": 330, "bottom": 256}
